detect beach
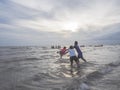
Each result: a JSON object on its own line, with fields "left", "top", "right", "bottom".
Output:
{"left": 0, "top": 45, "right": 120, "bottom": 90}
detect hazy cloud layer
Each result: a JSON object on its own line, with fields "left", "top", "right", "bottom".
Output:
{"left": 0, "top": 0, "right": 120, "bottom": 46}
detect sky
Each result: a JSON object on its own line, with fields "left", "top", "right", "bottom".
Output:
{"left": 0, "top": 0, "right": 120, "bottom": 46}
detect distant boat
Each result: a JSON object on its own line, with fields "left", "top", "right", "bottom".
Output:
{"left": 51, "top": 45, "right": 61, "bottom": 49}
{"left": 94, "top": 45, "right": 103, "bottom": 47}
{"left": 80, "top": 45, "right": 85, "bottom": 47}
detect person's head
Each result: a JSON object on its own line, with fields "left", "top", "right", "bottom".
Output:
{"left": 63, "top": 46, "right": 66, "bottom": 49}
{"left": 74, "top": 41, "right": 78, "bottom": 45}
{"left": 70, "top": 45, "right": 73, "bottom": 49}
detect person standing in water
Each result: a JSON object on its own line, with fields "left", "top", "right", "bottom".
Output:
{"left": 74, "top": 41, "right": 87, "bottom": 62}
{"left": 68, "top": 45, "right": 80, "bottom": 68}
{"left": 59, "top": 46, "right": 67, "bottom": 59}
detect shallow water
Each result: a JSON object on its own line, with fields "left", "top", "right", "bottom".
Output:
{"left": 0, "top": 45, "right": 120, "bottom": 90}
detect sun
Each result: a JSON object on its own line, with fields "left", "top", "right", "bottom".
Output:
{"left": 63, "top": 22, "right": 79, "bottom": 32}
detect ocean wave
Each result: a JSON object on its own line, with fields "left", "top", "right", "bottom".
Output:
{"left": 77, "top": 60, "right": 120, "bottom": 90}
{"left": 0, "top": 45, "right": 119, "bottom": 90}
{"left": 26, "top": 57, "right": 40, "bottom": 60}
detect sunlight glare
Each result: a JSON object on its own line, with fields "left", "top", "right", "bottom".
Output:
{"left": 63, "top": 22, "right": 79, "bottom": 32}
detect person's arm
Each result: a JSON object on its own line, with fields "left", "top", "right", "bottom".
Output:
{"left": 65, "top": 49, "right": 69, "bottom": 53}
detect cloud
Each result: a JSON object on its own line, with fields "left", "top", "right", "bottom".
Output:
{"left": 0, "top": 0, "right": 120, "bottom": 45}
{"left": 9, "top": 0, "right": 120, "bottom": 30}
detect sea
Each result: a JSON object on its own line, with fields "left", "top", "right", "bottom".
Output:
{"left": 0, "top": 45, "right": 120, "bottom": 90}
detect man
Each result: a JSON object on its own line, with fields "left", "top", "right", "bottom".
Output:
{"left": 74, "top": 41, "right": 87, "bottom": 62}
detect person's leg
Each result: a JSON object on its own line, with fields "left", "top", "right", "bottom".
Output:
{"left": 60, "top": 51, "right": 63, "bottom": 59}
{"left": 81, "top": 56, "right": 87, "bottom": 62}
{"left": 79, "top": 54, "right": 87, "bottom": 62}
{"left": 60, "top": 54, "right": 62, "bottom": 59}
{"left": 70, "top": 57, "right": 73, "bottom": 68}
{"left": 74, "top": 56, "right": 80, "bottom": 68}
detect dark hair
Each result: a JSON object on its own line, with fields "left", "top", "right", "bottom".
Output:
{"left": 63, "top": 46, "right": 66, "bottom": 49}
{"left": 70, "top": 45, "right": 73, "bottom": 49}
{"left": 74, "top": 41, "right": 78, "bottom": 45}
